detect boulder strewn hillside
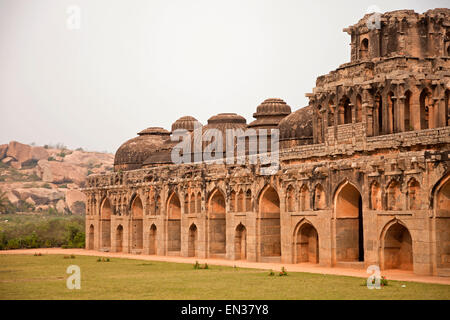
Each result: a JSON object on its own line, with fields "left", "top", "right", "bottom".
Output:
{"left": 0, "top": 141, "right": 114, "bottom": 214}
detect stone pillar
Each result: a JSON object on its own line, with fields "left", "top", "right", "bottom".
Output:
{"left": 362, "top": 86, "right": 373, "bottom": 137}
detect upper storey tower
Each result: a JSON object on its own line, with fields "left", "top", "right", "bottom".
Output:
{"left": 345, "top": 9, "right": 450, "bottom": 62}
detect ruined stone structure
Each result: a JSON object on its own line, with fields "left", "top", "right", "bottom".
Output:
{"left": 83, "top": 9, "right": 450, "bottom": 276}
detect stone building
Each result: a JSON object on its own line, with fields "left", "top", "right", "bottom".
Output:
{"left": 83, "top": 9, "right": 450, "bottom": 276}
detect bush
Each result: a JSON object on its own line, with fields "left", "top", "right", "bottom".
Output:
{"left": 0, "top": 212, "right": 85, "bottom": 250}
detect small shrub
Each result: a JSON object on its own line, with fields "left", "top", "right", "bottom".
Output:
{"left": 48, "top": 156, "right": 55, "bottom": 161}
{"left": 194, "top": 261, "right": 200, "bottom": 269}
{"left": 279, "top": 267, "right": 288, "bottom": 276}
{"left": 41, "top": 183, "right": 52, "bottom": 189}
{"left": 268, "top": 269, "right": 275, "bottom": 276}
{"left": 34, "top": 252, "right": 42, "bottom": 256}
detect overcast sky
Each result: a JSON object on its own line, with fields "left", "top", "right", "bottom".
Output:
{"left": 0, "top": 0, "right": 448, "bottom": 153}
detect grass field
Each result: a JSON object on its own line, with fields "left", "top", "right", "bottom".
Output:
{"left": 0, "top": 254, "right": 449, "bottom": 300}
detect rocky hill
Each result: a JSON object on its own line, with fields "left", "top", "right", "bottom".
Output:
{"left": 0, "top": 141, "right": 114, "bottom": 214}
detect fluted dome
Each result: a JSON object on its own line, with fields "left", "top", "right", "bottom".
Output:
{"left": 278, "top": 106, "right": 313, "bottom": 148}
{"left": 171, "top": 116, "right": 202, "bottom": 132}
{"left": 248, "top": 98, "right": 292, "bottom": 129}
{"left": 187, "top": 113, "right": 247, "bottom": 162}
{"left": 114, "top": 127, "right": 170, "bottom": 171}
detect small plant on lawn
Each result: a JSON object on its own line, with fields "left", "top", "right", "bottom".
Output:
{"left": 193, "top": 261, "right": 209, "bottom": 269}
{"left": 279, "top": 267, "right": 288, "bottom": 276}
{"left": 268, "top": 269, "right": 275, "bottom": 276}
{"left": 33, "top": 252, "right": 42, "bottom": 256}
{"left": 194, "top": 261, "right": 200, "bottom": 269}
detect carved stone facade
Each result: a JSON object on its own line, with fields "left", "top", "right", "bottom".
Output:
{"left": 83, "top": 9, "right": 450, "bottom": 276}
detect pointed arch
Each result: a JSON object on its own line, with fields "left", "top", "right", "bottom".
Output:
{"left": 115, "top": 225, "right": 123, "bottom": 252}
{"left": 188, "top": 224, "right": 198, "bottom": 257}
{"left": 259, "top": 185, "right": 281, "bottom": 258}
{"left": 386, "top": 179, "right": 401, "bottom": 211}
{"left": 237, "top": 189, "right": 244, "bottom": 212}
{"left": 149, "top": 224, "right": 157, "bottom": 255}
{"left": 167, "top": 192, "right": 181, "bottom": 253}
{"left": 299, "top": 184, "right": 310, "bottom": 211}
{"left": 380, "top": 219, "right": 413, "bottom": 271}
{"left": 208, "top": 188, "right": 226, "bottom": 257}
{"left": 334, "top": 181, "right": 364, "bottom": 262}
{"left": 230, "top": 190, "right": 236, "bottom": 213}
{"left": 245, "top": 189, "right": 252, "bottom": 212}
{"left": 370, "top": 181, "right": 382, "bottom": 210}
{"left": 433, "top": 174, "right": 450, "bottom": 271}
{"left": 293, "top": 220, "right": 319, "bottom": 264}
{"left": 235, "top": 223, "right": 247, "bottom": 260}
{"left": 314, "top": 184, "right": 326, "bottom": 210}
{"left": 407, "top": 178, "right": 421, "bottom": 210}
{"left": 131, "top": 195, "right": 143, "bottom": 250}
{"left": 286, "top": 185, "right": 296, "bottom": 213}
{"left": 88, "top": 224, "right": 94, "bottom": 250}
{"left": 420, "top": 88, "right": 432, "bottom": 130}
{"left": 100, "top": 198, "right": 112, "bottom": 249}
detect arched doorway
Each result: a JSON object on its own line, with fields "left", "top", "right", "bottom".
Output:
{"left": 100, "top": 198, "right": 112, "bottom": 250}
{"left": 259, "top": 186, "right": 281, "bottom": 260}
{"left": 295, "top": 222, "right": 319, "bottom": 264}
{"left": 382, "top": 222, "right": 413, "bottom": 271}
{"left": 167, "top": 192, "right": 181, "bottom": 254}
{"left": 116, "top": 225, "right": 123, "bottom": 252}
{"left": 335, "top": 183, "right": 364, "bottom": 262}
{"left": 188, "top": 224, "right": 198, "bottom": 257}
{"left": 88, "top": 224, "right": 94, "bottom": 250}
{"left": 434, "top": 176, "right": 450, "bottom": 271}
{"left": 420, "top": 88, "right": 431, "bottom": 129}
{"left": 131, "top": 196, "right": 143, "bottom": 252}
{"left": 235, "top": 224, "right": 247, "bottom": 260}
{"left": 208, "top": 189, "right": 226, "bottom": 258}
{"left": 149, "top": 224, "right": 157, "bottom": 255}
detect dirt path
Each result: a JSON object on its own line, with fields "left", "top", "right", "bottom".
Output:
{"left": 1, "top": 248, "right": 449, "bottom": 285}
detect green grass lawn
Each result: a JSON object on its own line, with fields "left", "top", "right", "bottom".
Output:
{"left": 0, "top": 254, "right": 449, "bottom": 300}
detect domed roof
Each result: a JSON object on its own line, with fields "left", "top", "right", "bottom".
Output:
{"left": 278, "top": 106, "right": 313, "bottom": 143}
{"left": 187, "top": 113, "right": 247, "bottom": 162}
{"left": 248, "top": 98, "right": 292, "bottom": 129}
{"left": 114, "top": 127, "right": 171, "bottom": 171}
{"left": 171, "top": 116, "right": 202, "bottom": 132}
{"left": 142, "top": 143, "right": 176, "bottom": 167}
{"left": 207, "top": 113, "right": 247, "bottom": 126}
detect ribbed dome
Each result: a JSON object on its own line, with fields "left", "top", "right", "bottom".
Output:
{"left": 187, "top": 113, "right": 247, "bottom": 162}
{"left": 254, "top": 98, "right": 291, "bottom": 116}
{"left": 278, "top": 106, "right": 313, "bottom": 148}
{"left": 207, "top": 113, "right": 247, "bottom": 126}
{"left": 248, "top": 98, "right": 292, "bottom": 129}
{"left": 114, "top": 127, "right": 170, "bottom": 171}
{"left": 171, "top": 116, "right": 202, "bottom": 132}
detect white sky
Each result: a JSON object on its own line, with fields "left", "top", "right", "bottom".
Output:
{"left": 0, "top": 0, "right": 448, "bottom": 153}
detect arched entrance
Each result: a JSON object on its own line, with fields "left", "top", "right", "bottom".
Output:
{"left": 434, "top": 175, "right": 450, "bottom": 271}
{"left": 100, "top": 198, "right": 112, "bottom": 250}
{"left": 88, "top": 224, "right": 94, "bottom": 250}
{"left": 131, "top": 196, "right": 143, "bottom": 252}
{"left": 335, "top": 183, "right": 364, "bottom": 262}
{"left": 235, "top": 224, "right": 247, "bottom": 260}
{"left": 167, "top": 192, "right": 181, "bottom": 255}
{"left": 188, "top": 224, "right": 197, "bottom": 257}
{"left": 149, "top": 224, "right": 157, "bottom": 255}
{"left": 295, "top": 222, "right": 319, "bottom": 264}
{"left": 382, "top": 222, "right": 413, "bottom": 271}
{"left": 259, "top": 186, "right": 281, "bottom": 260}
{"left": 116, "top": 225, "right": 123, "bottom": 252}
{"left": 208, "top": 189, "right": 226, "bottom": 258}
